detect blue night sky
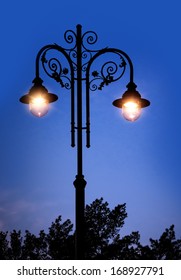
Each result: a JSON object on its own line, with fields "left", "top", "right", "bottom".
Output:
{"left": 0, "top": 0, "right": 181, "bottom": 244}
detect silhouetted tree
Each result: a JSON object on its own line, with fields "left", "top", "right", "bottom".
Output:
{"left": 0, "top": 231, "right": 9, "bottom": 259}
{"left": 22, "top": 230, "right": 48, "bottom": 259}
{"left": 47, "top": 216, "right": 73, "bottom": 259}
{"left": 0, "top": 198, "right": 180, "bottom": 260}
{"left": 9, "top": 230, "right": 22, "bottom": 259}
{"left": 108, "top": 231, "right": 141, "bottom": 260}
{"left": 84, "top": 198, "right": 127, "bottom": 259}
{"left": 147, "top": 225, "right": 181, "bottom": 259}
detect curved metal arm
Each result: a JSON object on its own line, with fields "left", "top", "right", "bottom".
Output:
{"left": 86, "top": 47, "right": 134, "bottom": 83}
{"left": 35, "top": 44, "right": 75, "bottom": 80}
{"left": 35, "top": 44, "right": 76, "bottom": 147}
{"left": 85, "top": 47, "right": 134, "bottom": 147}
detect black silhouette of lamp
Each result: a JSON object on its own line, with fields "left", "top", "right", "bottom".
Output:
{"left": 20, "top": 24, "right": 150, "bottom": 259}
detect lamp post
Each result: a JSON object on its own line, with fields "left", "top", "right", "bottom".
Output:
{"left": 20, "top": 24, "right": 150, "bottom": 259}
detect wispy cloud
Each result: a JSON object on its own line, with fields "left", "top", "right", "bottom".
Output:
{"left": 0, "top": 188, "right": 63, "bottom": 233}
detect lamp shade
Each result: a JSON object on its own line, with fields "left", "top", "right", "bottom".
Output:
{"left": 20, "top": 77, "right": 58, "bottom": 117}
{"left": 112, "top": 82, "right": 150, "bottom": 121}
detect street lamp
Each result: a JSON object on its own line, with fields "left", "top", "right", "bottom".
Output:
{"left": 20, "top": 24, "right": 150, "bottom": 259}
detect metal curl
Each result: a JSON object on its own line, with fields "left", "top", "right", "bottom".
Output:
{"left": 73, "top": 65, "right": 77, "bottom": 72}
{"left": 64, "top": 80, "right": 71, "bottom": 90}
{"left": 64, "top": 29, "right": 77, "bottom": 44}
{"left": 82, "top": 30, "right": 98, "bottom": 51}
{"left": 42, "top": 56, "right": 62, "bottom": 79}
{"left": 61, "top": 76, "right": 71, "bottom": 89}
{"left": 89, "top": 80, "right": 99, "bottom": 91}
{"left": 48, "top": 58, "right": 62, "bottom": 75}
{"left": 69, "top": 49, "right": 77, "bottom": 60}
{"left": 83, "top": 31, "right": 98, "bottom": 44}
{"left": 82, "top": 51, "right": 88, "bottom": 59}
{"left": 65, "top": 49, "right": 78, "bottom": 70}
{"left": 101, "top": 61, "right": 118, "bottom": 79}
{"left": 81, "top": 51, "right": 92, "bottom": 72}
{"left": 70, "top": 49, "right": 77, "bottom": 58}
{"left": 82, "top": 65, "right": 87, "bottom": 72}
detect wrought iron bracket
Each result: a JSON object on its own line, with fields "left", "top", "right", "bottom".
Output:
{"left": 34, "top": 24, "right": 134, "bottom": 148}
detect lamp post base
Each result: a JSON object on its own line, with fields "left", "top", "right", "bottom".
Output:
{"left": 74, "top": 175, "right": 87, "bottom": 259}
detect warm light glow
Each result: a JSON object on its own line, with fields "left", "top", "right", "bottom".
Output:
{"left": 29, "top": 94, "right": 49, "bottom": 117}
{"left": 122, "top": 100, "right": 141, "bottom": 121}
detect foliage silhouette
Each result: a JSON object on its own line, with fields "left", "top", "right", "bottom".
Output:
{"left": 0, "top": 198, "right": 180, "bottom": 259}
{"left": 84, "top": 198, "right": 127, "bottom": 259}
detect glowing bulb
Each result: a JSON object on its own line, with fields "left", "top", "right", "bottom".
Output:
{"left": 29, "top": 94, "right": 49, "bottom": 117}
{"left": 122, "top": 100, "right": 141, "bottom": 121}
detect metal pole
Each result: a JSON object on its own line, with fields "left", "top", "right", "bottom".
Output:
{"left": 73, "top": 24, "right": 87, "bottom": 260}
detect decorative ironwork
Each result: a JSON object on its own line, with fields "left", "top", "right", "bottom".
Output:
{"left": 38, "top": 27, "right": 130, "bottom": 87}
{"left": 41, "top": 48, "right": 71, "bottom": 89}
{"left": 34, "top": 25, "right": 134, "bottom": 149}
{"left": 64, "top": 29, "right": 77, "bottom": 48}
{"left": 82, "top": 30, "right": 98, "bottom": 48}
{"left": 89, "top": 55, "right": 126, "bottom": 91}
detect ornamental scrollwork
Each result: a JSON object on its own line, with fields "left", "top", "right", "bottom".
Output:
{"left": 41, "top": 48, "right": 72, "bottom": 89}
{"left": 89, "top": 53, "right": 127, "bottom": 91}
{"left": 39, "top": 28, "right": 128, "bottom": 91}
